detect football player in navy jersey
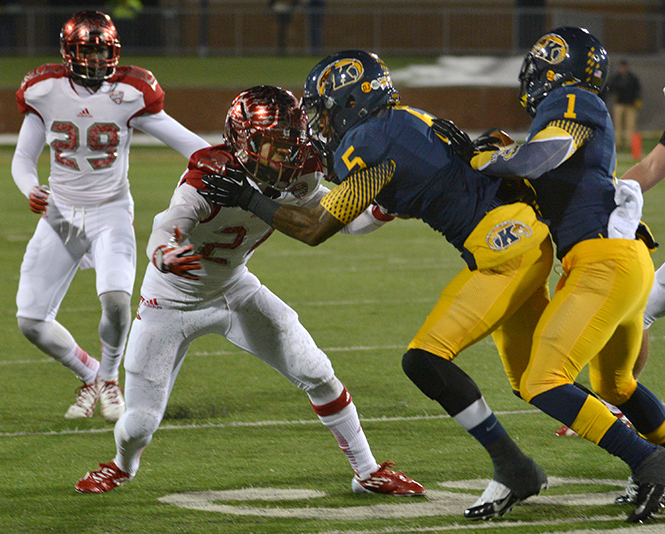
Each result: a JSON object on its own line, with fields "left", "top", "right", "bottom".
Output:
{"left": 463, "top": 27, "right": 665, "bottom": 523}
{"left": 200, "top": 50, "right": 554, "bottom": 520}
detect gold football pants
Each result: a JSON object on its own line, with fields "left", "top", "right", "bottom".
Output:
{"left": 520, "top": 238, "right": 654, "bottom": 404}
{"left": 408, "top": 234, "right": 553, "bottom": 391}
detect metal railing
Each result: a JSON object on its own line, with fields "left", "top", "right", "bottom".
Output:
{"left": 1, "top": 3, "right": 664, "bottom": 57}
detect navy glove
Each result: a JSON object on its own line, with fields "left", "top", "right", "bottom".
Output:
{"left": 431, "top": 118, "right": 475, "bottom": 163}
{"left": 198, "top": 166, "right": 257, "bottom": 209}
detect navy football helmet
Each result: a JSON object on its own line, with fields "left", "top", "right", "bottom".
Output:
{"left": 519, "top": 27, "right": 609, "bottom": 117}
{"left": 301, "top": 50, "right": 400, "bottom": 152}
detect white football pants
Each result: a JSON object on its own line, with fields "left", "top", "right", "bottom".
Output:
{"left": 113, "top": 270, "right": 378, "bottom": 478}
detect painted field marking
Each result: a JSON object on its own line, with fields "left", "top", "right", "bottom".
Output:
{"left": 159, "top": 476, "right": 630, "bottom": 521}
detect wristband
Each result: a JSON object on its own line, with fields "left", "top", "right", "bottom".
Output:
{"left": 659, "top": 130, "right": 665, "bottom": 147}
{"left": 246, "top": 192, "right": 280, "bottom": 226}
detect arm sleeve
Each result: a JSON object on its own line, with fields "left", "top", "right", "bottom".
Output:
{"left": 471, "top": 120, "right": 593, "bottom": 180}
{"left": 146, "top": 183, "right": 210, "bottom": 260}
{"left": 339, "top": 203, "right": 395, "bottom": 235}
{"left": 320, "top": 159, "right": 396, "bottom": 224}
{"left": 11, "top": 112, "right": 46, "bottom": 198}
{"left": 130, "top": 110, "right": 211, "bottom": 159}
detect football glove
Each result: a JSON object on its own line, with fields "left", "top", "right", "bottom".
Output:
{"left": 29, "top": 185, "right": 49, "bottom": 214}
{"left": 431, "top": 118, "right": 475, "bottom": 163}
{"left": 198, "top": 166, "right": 257, "bottom": 209}
{"left": 473, "top": 128, "right": 515, "bottom": 152}
{"left": 152, "top": 226, "right": 203, "bottom": 280}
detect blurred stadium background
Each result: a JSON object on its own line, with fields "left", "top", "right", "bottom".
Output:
{"left": 2, "top": 0, "right": 665, "bottom": 137}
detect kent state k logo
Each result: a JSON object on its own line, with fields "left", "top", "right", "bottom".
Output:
{"left": 318, "top": 59, "right": 364, "bottom": 95}
{"left": 532, "top": 33, "right": 568, "bottom": 65}
{"left": 486, "top": 220, "right": 533, "bottom": 251}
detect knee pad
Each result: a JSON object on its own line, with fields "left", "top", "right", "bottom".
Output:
{"left": 17, "top": 317, "right": 47, "bottom": 344}
{"left": 402, "top": 348, "right": 481, "bottom": 416}
{"left": 99, "top": 291, "right": 131, "bottom": 323}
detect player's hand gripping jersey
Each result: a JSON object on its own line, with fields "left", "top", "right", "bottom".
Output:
{"left": 14, "top": 64, "right": 205, "bottom": 206}
{"left": 144, "top": 144, "right": 388, "bottom": 303}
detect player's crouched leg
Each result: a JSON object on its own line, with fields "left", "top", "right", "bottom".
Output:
{"left": 308, "top": 378, "right": 426, "bottom": 496}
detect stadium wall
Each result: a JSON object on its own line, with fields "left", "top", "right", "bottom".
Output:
{"left": 1, "top": 57, "right": 663, "bottom": 136}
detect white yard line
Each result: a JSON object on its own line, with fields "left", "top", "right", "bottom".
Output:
{"left": 0, "top": 408, "right": 541, "bottom": 438}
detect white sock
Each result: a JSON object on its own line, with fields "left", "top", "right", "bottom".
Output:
{"left": 318, "top": 403, "right": 379, "bottom": 480}
{"left": 62, "top": 345, "right": 99, "bottom": 384}
{"left": 97, "top": 342, "right": 122, "bottom": 382}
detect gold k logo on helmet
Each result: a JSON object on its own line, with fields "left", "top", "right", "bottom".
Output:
{"left": 532, "top": 34, "right": 569, "bottom": 65}
{"left": 318, "top": 59, "right": 364, "bottom": 95}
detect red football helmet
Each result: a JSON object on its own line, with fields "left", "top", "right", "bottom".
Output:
{"left": 60, "top": 11, "right": 121, "bottom": 82}
{"left": 225, "top": 86, "right": 313, "bottom": 191}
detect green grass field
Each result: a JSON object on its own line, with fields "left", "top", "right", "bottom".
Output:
{"left": 2, "top": 141, "right": 665, "bottom": 534}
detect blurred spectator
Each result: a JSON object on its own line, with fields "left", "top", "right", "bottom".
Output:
{"left": 0, "top": 1, "right": 20, "bottom": 49}
{"left": 269, "top": 0, "right": 298, "bottom": 56}
{"left": 516, "top": 0, "right": 545, "bottom": 50}
{"left": 307, "top": 0, "right": 324, "bottom": 55}
{"left": 607, "top": 60, "right": 642, "bottom": 153}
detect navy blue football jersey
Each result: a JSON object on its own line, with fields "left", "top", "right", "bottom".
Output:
{"left": 332, "top": 105, "right": 503, "bottom": 252}
{"left": 526, "top": 87, "right": 617, "bottom": 257}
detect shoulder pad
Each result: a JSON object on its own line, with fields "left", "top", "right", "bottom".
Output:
{"left": 111, "top": 66, "right": 165, "bottom": 112}
{"left": 184, "top": 145, "right": 235, "bottom": 190}
{"left": 18, "top": 64, "right": 66, "bottom": 92}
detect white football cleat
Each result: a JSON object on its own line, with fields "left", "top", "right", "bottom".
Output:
{"left": 464, "top": 461, "right": 548, "bottom": 520}
{"left": 97, "top": 378, "right": 125, "bottom": 423}
{"left": 615, "top": 476, "right": 639, "bottom": 505}
{"left": 64, "top": 382, "right": 99, "bottom": 419}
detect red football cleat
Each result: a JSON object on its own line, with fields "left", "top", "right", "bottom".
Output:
{"left": 555, "top": 425, "right": 578, "bottom": 437}
{"left": 351, "top": 461, "right": 426, "bottom": 496}
{"left": 75, "top": 461, "right": 132, "bottom": 494}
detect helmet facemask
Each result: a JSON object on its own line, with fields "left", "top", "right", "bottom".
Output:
{"left": 241, "top": 128, "right": 313, "bottom": 191}
{"left": 60, "top": 11, "right": 120, "bottom": 83}
{"left": 226, "top": 86, "right": 313, "bottom": 192}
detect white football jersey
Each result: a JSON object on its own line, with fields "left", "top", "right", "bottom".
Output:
{"left": 16, "top": 64, "right": 166, "bottom": 206}
{"left": 142, "top": 144, "right": 328, "bottom": 305}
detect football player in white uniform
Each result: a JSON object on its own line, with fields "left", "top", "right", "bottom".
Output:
{"left": 11, "top": 11, "right": 210, "bottom": 423}
{"left": 75, "top": 86, "right": 425, "bottom": 496}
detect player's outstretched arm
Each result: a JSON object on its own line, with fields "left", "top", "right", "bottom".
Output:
{"left": 622, "top": 138, "right": 665, "bottom": 192}
{"left": 199, "top": 172, "right": 345, "bottom": 246}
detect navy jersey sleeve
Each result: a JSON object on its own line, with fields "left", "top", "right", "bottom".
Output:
{"left": 333, "top": 121, "right": 390, "bottom": 181}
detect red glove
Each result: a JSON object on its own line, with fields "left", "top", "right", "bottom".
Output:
{"left": 29, "top": 186, "right": 49, "bottom": 214}
{"left": 152, "top": 226, "right": 203, "bottom": 280}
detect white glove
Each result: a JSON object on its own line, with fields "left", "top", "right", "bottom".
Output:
{"left": 607, "top": 179, "right": 643, "bottom": 240}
